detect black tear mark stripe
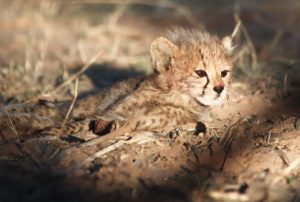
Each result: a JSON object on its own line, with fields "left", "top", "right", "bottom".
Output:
{"left": 201, "top": 76, "right": 209, "bottom": 96}
{"left": 198, "top": 48, "right": 209, "bottom": 96}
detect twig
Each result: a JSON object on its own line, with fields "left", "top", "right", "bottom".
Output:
{"left": 57, "top": 123, "right": 132, "bottom": 158}
{"left": 58, "top": 115, "right": 149, "bottom": 158}
{"left": 84, "top": 140, "right": 126, "bottom": 163}
{"left": 63, "top": 78, "right": 79, "bottom": 125}
{"left": 82, "top": 132, "right": 159, "bottom": 165}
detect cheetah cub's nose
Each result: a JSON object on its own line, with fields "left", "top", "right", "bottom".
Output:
{"left": 213, "top": 85, "right": 224, "bottom": 94}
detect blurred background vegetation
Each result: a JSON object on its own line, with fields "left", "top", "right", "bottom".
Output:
{"left": 0, "top": 0, "right": 299, "bottom": 103}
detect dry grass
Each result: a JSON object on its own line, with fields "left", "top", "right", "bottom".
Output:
{"left": 0, "top": 0, "right": 300, "bottom": 201}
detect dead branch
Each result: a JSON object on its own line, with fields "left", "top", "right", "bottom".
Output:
{"left": 82, "top": 132, "right": 159, "bottom": 165}
{"left": 58, "top": 123, "right": 132, "bottom": 158}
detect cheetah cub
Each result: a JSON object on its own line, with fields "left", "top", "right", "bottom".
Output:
{"left": 0, "top": 28, "right": 233, "bottom": 141}
{"left": 90, "top": 28, "right": 233, "bottom": 136}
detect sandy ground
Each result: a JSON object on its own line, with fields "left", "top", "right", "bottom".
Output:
{"left": 0, "top": 1, "right": 300, "bottom": 201}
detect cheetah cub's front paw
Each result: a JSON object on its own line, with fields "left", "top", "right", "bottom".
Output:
{"left": 89, "top": 119, "right": 117, "bottom": 136}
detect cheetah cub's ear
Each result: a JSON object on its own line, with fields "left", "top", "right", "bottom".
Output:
{"left": 222, "top": 36, "right": 233, "bottom": 53}
{"left": 150, "top": 37, "right": 179, "bottom": 73}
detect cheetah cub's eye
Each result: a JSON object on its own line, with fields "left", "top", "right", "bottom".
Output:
{"left": 195, "top": 70, "right": 207, "bottom": 77}
{"left": 221, "top": 70, "right": 230, "bottom": 78}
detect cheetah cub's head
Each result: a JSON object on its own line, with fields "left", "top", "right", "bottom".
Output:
{"left": 150, "top": 28, "right": 233, "bottom": 106}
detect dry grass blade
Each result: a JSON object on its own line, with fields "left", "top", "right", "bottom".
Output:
{"left": 220, "top": 119, "right": 242, "bottom": 172}
{"left": 231, "top": 19, "right": 241, "bottom": 39}
{"left": 63, "top": 78, "right": 79, "bottom": 125}
{"left": 234, "top": 14, "right": 258, "bottom": 69}
{"left": 220, "top": 118, "right": 242, "bottom": 147}
{"left": 284, "top": 73, "right": 288, "bottom": 96}
{"left": 3, "top": 108, "right": 18, "bottom": 137}
{"left": 108, "top": 2, "right": 128, "bottom": 32}
{"left": 107, "top": 3, "right": 127, "bottom": 59}
{"left": 77, "top": 40, "right": 87, "bottom": 62}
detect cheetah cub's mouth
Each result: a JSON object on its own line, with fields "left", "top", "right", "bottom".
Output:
{"left": 193, "top": 87, "right": 228, "bottom": 106}
{"left": 192, "top": 86, "right": 228, "bottom": 106}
